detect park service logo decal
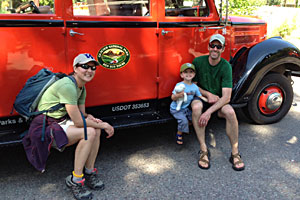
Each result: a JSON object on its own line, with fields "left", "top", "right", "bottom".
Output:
{"left": 97, "top": 44, "right": 130, "bottom": 70}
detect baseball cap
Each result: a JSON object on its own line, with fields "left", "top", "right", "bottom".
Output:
{"left": 73, "top": 53, "right": 99, "bottom": 67}
{"left": 180, "top": 63, "right": 195, "bottom": 72}
{"left": 209, "top": 34, "right": 225, "bottom": 46}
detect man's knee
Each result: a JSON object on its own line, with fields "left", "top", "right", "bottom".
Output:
{"left": 220, "top": 105, "right": 236, "bottom": 120}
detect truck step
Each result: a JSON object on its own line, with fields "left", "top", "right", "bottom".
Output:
{"left": 101, "top": 111, "right": 174, "bottom": 129}
{"left": 0, "top": 111, "right": 175, "bottom": 146}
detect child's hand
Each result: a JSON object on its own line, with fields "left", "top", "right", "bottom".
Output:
{"left": 175, "top": 91, "right": 185, "bottom": 99}
{"left": 199, "top": 96, "right": 208, "bottom": 102}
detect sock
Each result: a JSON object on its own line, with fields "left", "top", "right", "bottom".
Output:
{"left": 72, "top": 171, "right": 84, "bottom": 183}
{"left": 85, "top": 167, "right": 94, "bottom": 175}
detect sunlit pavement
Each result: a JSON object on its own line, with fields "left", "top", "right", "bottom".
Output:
{"left": 292, "top": 76, "right": 300, "bottom": 112}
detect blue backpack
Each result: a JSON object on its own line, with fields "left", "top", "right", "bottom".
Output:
{"left": 13, "top": 68, "right": 87, "bottom": 141}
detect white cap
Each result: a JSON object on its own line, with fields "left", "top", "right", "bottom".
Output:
{"left": 73, "top": 53, "right": 99, "bottom": 66}
{"left": 209, "top": 34, "right": 225, "bottom": 46}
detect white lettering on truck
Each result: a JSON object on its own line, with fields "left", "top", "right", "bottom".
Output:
{"left": 112, "top": 103, "right": 149, "bottom": 112}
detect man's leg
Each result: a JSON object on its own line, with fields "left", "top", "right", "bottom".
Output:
{"left": 191, "top": 100, "right": 209, "bottom": 168}
{"left": 218, "top": 104, "right": 244, "bottom": 169}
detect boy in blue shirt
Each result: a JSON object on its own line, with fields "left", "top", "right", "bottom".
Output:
{"left": 170, "top": 63, "right": 205, "bottom": 145}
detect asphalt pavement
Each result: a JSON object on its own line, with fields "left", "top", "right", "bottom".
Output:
{"left": 1, "top": 77, "right": 300, "bottom": 200}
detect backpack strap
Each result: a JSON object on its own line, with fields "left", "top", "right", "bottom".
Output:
{"left": 68, "top": 76, "right": 88, "bottom": 141}
{"left": 30, "top": 103, "right": 65, "bottom": 117}
{"left": 41, "top": 114, "right": 47, "bottom": 142}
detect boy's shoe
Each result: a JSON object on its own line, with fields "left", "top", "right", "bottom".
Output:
{"left": 176, "top": 133, "right": 183, "bottom": 145}
{"left": 65, "top": 175, "right": 93, "bottom": 200}
{"left": 84, "top": 169, "right": 105, "bottom": 190}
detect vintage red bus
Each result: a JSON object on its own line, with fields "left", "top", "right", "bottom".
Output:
{"left": 1, "top": 0, "right": 300, "bottom": 145}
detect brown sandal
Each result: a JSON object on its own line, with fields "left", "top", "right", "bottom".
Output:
{"left": 229, "top": 153, "right": 245, "bottom": 171}
{"left": 198, "top": 150, "right": 210, "bottom": 170}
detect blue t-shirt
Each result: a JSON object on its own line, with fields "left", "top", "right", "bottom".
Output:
{"left": 170, "top": 81, "right": 201, "bottom": 110}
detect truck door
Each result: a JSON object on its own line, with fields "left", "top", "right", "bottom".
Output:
{"left": 65, "top": 0, "right": 158, "bottom": 108}
{"left": 0, "top": 0, "right": 66, "bottom": 118}
{"left": 157, "top": 0, "right": 221, "bottom": 98}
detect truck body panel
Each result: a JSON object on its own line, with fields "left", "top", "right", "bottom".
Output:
{"left": 1, "top": 0, "right": 300, "bottom": 145}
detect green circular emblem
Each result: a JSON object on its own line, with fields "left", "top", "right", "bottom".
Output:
{"left": 97, "top": 44, "right": 130, "bottom": 70}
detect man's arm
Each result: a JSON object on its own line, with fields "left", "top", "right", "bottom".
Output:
{"left": 198, "top": 87, "right": 220, "bottom": 103}
{"left": 205, "top": 87, "right": 231, "bottom": 115}
{"left": 194, "top": 81, "right": 219, "bottom": 103}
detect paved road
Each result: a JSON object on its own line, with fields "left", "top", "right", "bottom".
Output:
{"left": 1, "top": 78, "right": 300, "bottom": 200}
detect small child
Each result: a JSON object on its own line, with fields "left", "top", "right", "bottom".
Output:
{"left": 170, "top": 63, "right": 203, "bottom": 145}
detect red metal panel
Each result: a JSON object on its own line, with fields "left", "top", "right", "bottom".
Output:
{"left": 66, "top": 1, "right": 159, "bottom": 107}
{"left": 0, "top": 2, "right": 66, "bottom": 117}
{"left": 157, "top": 0, "right": 221, "bottom": 99}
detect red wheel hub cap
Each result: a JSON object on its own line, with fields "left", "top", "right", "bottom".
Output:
{"left": 258, "top": 86, "right": 283, "bottom": 115}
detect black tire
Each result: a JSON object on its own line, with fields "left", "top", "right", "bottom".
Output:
{"left": 246, "top": 73, "right": 293, "bottom": 124}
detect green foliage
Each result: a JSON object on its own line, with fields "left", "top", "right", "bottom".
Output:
{"left": 226, "top": 0, "right": 267, "bottom": 15}
{"left": 267, "top": 0, "right": 281, "bottom": 6}
{"left": 272, "top": 16, "right": 297, "bottom": 38}
{"left": 20, "top": 0, "right": 54, "bottom": 7}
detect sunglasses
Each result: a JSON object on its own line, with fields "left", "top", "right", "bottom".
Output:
{"left": 79, "top": 64, "right": 97, "bottom": 71}
{"left": 209, "top": 43, "right": 223, "bottom": 50}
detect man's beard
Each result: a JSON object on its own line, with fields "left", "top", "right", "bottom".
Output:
{"left": 209, "top": 51, "right": 220, "bottom": 60}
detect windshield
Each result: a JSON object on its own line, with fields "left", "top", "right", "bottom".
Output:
{"left": 214, "top": 0, "right": 224, "bottom": 17}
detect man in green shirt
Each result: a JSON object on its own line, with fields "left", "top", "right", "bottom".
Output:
{"left": 191, "top": 34, "right": 245, "bottom": 171}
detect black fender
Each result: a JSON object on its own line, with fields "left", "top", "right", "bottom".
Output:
{"left": 230, "top": 37, "right": 300, "bottom": 107}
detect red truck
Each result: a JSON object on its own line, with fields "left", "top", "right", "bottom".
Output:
{"left": 1, "top": 0, "right": 300, "bottom": 146}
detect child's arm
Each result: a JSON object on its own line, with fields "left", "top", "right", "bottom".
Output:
{"left": 194, "top": 83, "right": 208, "bottom": 102}
{"left": 171, "top": 91, "right": 184, "bottom": 101}
{"left": 199, "top": 95, "right": 208, "bottom": 102}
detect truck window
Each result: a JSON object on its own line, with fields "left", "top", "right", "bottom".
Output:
{"left": 73, "top": 0, "right": 150, "bottom": 16}
{"left": 0, "top": 0, "right": 54, "bottom": 14}
{"left": 165, "top": 0, "right": 209, "bottom": 17}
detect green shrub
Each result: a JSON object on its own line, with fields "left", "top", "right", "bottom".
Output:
{"left": 225, "top": 0, "right": 267, "bottom": 16}
{"left": 271, "top": 16, "right": 297, "bottom": 38}
{"left": 267, "top": 0, "right": 282, "bottom": 6}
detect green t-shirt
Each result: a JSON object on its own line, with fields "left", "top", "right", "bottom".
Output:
{"left": 192, "top": 55, "right": 232, "bottom": 97}
{"left": 38, "top": 77, "right": 86, "bottom": 119}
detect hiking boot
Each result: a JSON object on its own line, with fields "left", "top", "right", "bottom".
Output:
{"left": 65, "top": 175, "right": 93, "bottom": 200}
{"left": 84, "top": 169, "right": 105, "bottom": 190}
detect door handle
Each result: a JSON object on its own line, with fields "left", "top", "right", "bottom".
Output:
{"left": 69, "top": 29, "right": 84, "bottom": 37}
{"left": 161, "top": 29, "right": 174, "bottom": 36}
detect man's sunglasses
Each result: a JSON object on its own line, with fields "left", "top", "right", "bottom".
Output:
{"left": 79, "top": 64, "right": 97, "bottom": 71}
{"left": 209, "top": 43, "right": 223, "bottom": 50}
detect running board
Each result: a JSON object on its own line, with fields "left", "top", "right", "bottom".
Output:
{"left": 101, "top": 111, "right": 174, "bottom": 129}
{"left": 0, "top": 111, "right": 175, "bottom": 147}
